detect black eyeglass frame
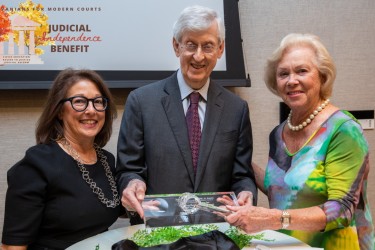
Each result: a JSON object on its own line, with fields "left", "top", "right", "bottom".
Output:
{"left": 60, "top": 96, "right": 108, "bottom": 112}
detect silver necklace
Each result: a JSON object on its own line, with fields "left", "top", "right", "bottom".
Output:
{"left": 287, "top": 99, "right": 330, "bottom": 132}
{"left": 61, "top": 138, "right": 120, "bottom": 208}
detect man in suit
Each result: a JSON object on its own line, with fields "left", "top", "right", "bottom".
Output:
{"left": 116, "top": 5, "right": 257, "bottom": 223}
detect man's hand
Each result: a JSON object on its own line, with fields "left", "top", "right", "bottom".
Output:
{"left": 216, "top": 194, "right": 237, "bottom": 207}
{"left": 236, "top": 191, "right": 253, "bottom": 206}
{"left": 216, "top": 191, "right": 253, "bottom": 207}
{"left": 121, "top": 179, "right": 146, "bottom": 218}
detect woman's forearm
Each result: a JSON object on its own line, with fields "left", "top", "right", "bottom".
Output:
{"left": 252, "top": 161, "right": 267, "bottom": 195}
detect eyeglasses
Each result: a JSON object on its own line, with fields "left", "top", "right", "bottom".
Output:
{"left": 60, "top": 96, "right": 108, "bottom": 112}
{"left": 180, "top": 42, "right": 218, "bottom": 55}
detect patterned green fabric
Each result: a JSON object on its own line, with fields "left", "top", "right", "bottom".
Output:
{"left": 265, "top": 110, "right": 374, "bottom": 250}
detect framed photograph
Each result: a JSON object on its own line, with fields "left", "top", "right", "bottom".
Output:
{"left": 0, "top": 0, "right": 249, "bottom": 89}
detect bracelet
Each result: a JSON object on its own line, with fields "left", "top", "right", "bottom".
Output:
{"left": 281, "top": 210, "right": 291, "bottom": 229}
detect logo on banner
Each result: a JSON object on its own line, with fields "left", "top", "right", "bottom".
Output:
{"left": 1, "top": 0, "right": 102, "bottom": 66}
{"left": 0, "top": 1, "right": 52, "bottom": 65}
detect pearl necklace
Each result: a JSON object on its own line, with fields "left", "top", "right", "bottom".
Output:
{"left": 287, "top": 99, "right": 330, "bottom": 132}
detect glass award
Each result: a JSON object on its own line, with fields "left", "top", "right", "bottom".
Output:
{"left": 142, "top": 192, "right": 238, "bottom": 228}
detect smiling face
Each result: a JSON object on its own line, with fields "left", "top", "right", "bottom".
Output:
{"left": 59, "top": 80, "right": 105, "bottom": 145}
{"left": 173, "top": 21, "right": 224, "bottom": 90}
{"left": 276, "top": 46, "right": 322, "bottom": 114}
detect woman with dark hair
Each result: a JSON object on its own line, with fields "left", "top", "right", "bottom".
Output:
{"left": 2, "top": 68, "right": 122, "bottom": 250}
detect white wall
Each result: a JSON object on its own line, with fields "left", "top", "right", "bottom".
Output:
{"left": 1, "top": 0, "right": 374, "bottom": 239}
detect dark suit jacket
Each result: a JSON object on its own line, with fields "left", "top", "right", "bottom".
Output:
{"left": 116, "top": 72, "right": 257, "bottom": 203}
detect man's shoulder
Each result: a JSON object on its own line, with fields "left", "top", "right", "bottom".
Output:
{"left": 127, "top": 82, "right": 164, "bottom": 103}
{"left": 211, "top": 82, "right": 247, "bottom": 104}
{"left": 133, "top": 73, "right": 176, "bottom": 94}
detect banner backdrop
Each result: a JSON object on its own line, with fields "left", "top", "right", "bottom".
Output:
{"left": 0, "top": 0, "right": 249, "bottom": 89}
{"left": 0, "top": 0, "right": 225, "bottom": 70}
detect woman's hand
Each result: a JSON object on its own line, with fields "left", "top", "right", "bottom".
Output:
{"left": 225, "top": 204, "right": 281, "bottom": 234}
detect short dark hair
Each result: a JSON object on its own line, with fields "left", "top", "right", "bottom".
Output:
{"left": 35, "top": 68, "right": 117, "bottom": 147}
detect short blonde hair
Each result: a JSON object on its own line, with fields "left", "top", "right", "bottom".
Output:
{"left": 264, "top": 33, "right": 336, "bottom": 99}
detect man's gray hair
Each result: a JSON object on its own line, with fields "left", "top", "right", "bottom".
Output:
{"left": 173, "top": 5, "right": 225, "bottom": 44}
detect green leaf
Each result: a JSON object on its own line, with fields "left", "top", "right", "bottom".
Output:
{"left": 130, "top": 224, "right": 269, "bottom": 249}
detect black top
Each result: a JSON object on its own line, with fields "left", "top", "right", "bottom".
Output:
{"left": 2, "top": 142, "right": 123, "bottom": 250}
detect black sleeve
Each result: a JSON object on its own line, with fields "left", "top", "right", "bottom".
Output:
{"left": 116, "top": 90, "right": 147, "bottom": 193}
{"left": 2, "top": 147, "right": 49, "bottom": 245}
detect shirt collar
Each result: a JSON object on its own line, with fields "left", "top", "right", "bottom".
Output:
{"left": 177, "top": 69, "right": 209, "bottom": 102}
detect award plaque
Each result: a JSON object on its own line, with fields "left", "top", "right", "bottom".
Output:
{"left": 142, "top": 192, "right": 238, "bottom": 228}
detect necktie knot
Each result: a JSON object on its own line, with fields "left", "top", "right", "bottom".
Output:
{"left": 189, "top": 92, "right": 200, "bottom": 105}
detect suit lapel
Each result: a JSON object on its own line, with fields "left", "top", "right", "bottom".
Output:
{"left": 161, "top": 74, "right": 196, "bottom": 185}
{"left": 194, "top": 83, "right": 224, "bottom": 192}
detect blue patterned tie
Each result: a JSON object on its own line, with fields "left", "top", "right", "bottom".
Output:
{"left": 186, "top": 92, "right": 201, "bottom": 174}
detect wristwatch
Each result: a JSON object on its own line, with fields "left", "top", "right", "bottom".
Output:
{"left": 281, "top": 210, "right": 291, "bottom": 229}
